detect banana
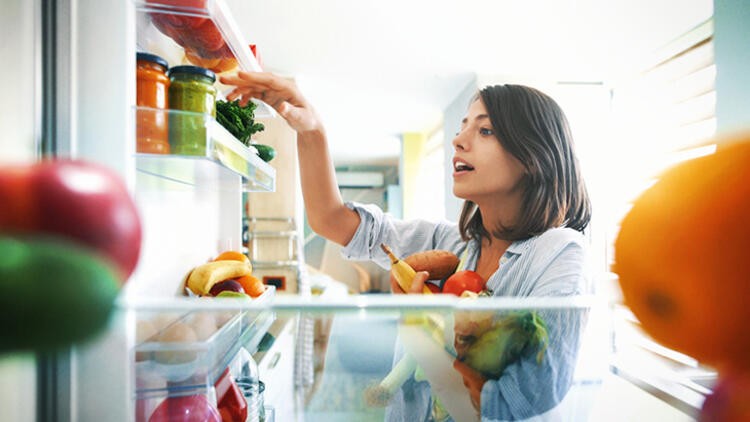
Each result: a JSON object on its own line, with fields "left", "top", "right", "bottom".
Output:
{"left": 186, "top": 260, "right": 252, "bottom": 296}
{"left": 381, "top": 244, "right": 432, "bottom": 294}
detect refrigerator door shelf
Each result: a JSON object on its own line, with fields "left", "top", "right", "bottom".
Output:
{"left": 134, "top": 0, "right": 276, "bottom": 117}
{"left": 133, "top": 286, "right": 276, "bottom": 390}
{"left": 135, "top": 106, "right": 276, "bottom": 192}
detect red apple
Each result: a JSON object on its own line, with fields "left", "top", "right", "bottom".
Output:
{"left": 209, "top": 279, "right": 245, "bottom": 297}
{"left": 0, "top": 160, "right": 142, "bottom": 282}
{"left": 148, "top": 394, "right": 220, "bottom": 422}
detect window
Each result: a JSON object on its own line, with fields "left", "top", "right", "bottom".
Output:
{"left": 605, "top": 19, "right": 716, "bottom": 271}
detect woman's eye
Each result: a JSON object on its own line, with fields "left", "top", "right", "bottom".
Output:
{"left": 479, "top": 128, "right": 494, "bottom": 136}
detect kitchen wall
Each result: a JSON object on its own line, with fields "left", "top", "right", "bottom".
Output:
{"left": 714, "top": 0, "right": 750, "bottom": 135}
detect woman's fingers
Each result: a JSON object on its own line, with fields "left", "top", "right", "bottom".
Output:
{"left": 220, "top": 71, "right": 322, "bottom": 132}
{"left": 390, "top": 271, "right": 429, "bottom": 294}
{"left": 390, "top": 276, "right": 406, "bottom": 294}
{"left": 408, "top": 271, "right": 429, "bottom": 293}
{"left": 221, "top": 71, "right": 303, "bottom": 103}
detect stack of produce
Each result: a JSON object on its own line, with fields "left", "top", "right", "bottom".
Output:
{"left": 0, "top": 160, "right": 142, "bottom": 353}
{"left": 185, "top": 250, "right": 265, "bottom": 298}
{"left": 365, "top": 245, "right": 548, "bottom": 410}
{"left": 146, "top": 0, "right": 239, "bottom": 73}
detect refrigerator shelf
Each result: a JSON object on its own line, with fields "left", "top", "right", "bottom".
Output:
{"left": 135, "top": 106, "right": 276, "bottom": 192}
{"left": 134, "top": 286, "right": 276, "bottom": 391}
{"left": 134, "top": 0, "right": 276, "bottom": 117}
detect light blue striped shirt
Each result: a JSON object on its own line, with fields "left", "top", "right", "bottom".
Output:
{"left": 341, "top": 202, "right": 590, "bottom": 421}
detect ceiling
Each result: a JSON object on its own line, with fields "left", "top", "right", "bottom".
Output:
{"left": 225, "top": 0, "right": 713, "bottom": 166}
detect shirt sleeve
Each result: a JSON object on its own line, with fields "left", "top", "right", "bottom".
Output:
{"left": 340, "top": 201, "right": 459, "bottom": 270}
{"left": 480, "top": 237, "right": 589, "bottom": 420}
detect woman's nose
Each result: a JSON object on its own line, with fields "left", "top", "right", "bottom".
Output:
{"left": 452, "top": 130, "right": 466, "bottom": 151}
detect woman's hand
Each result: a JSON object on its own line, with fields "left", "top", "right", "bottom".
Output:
{"left": 453, "top": 359, "right": 486, "bottom": 411}
{"left": 219, "top": 71, "right": 323, "bottom": 134}
{"left": 390, "top": 270, "right": 429, "bottom": 294}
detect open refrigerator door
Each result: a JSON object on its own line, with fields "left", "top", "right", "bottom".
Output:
{"left": 27, "top": 0, "right": 281, "bottom": 420}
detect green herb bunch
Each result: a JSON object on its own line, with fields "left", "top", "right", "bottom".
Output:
{"left": 215, "top": 99, "right": 265, "bottom": 146}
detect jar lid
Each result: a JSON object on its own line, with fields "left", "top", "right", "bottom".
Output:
{"left": 136, "top": 52, "right": 168, "bottom": 71}
{"left": 168, "top": 65, "right": 216, "bottom": 82}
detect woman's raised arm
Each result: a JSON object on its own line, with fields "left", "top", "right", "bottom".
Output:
{"left": 220, "top": 71, "right": 361, "bottom": 246}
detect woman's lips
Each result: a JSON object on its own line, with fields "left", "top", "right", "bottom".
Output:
{"left": 453, "top": 157, "right": 475, "bottom": 177}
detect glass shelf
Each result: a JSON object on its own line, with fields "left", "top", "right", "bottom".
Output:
{"left": 134, "top": 0, "right": 275, "bottom": 117}
{"left": 135, "top": 106, "right": 275, "bottom": 192}
{"left": 133, "top": 286, "right": 276, "bottom": 392}
{"left": 125, "top": 294, "right": 606, "bottom": 422}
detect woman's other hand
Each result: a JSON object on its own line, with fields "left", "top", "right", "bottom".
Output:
{"left": 390, "top": 270, "right": 429, "bottom": 294}
{"left": 219, "top": 71, "right": 323, "bottom": 133}
{"left": 453, "top": 359, "right": 486, "bottom": 411}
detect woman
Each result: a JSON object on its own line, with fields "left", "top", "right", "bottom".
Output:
{"left": 221, "top": 72, "right": 592, "bottom": 420}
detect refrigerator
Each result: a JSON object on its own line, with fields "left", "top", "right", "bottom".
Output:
{"left": 0, "top": 1, "right": 712, "bottom": 421}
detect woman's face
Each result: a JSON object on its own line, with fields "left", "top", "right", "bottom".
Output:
{"left": 451, "top": 98, "right": 526, "bottom": 205}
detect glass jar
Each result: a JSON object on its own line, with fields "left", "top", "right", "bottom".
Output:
{"left": 167, "top": 65, "right": 217, "bottom": 156}
{"left": 136, "top": 52, "right": 170, "bottom": 154}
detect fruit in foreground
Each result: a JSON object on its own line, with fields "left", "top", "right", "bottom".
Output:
{"left": 700, "top": 371, "right": 750, "bottom": 422}
{"left": 614, "top": 139, "right": 750, "bottom": 371}
{"left": 0, "top": 236, "right": 119, "bottom": 353}
{"left": 0, "top": 160, "right": 142, "bottom": 281}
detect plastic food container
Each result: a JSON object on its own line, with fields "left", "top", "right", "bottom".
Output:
{"left": 136, "top": 52, "right": 170, "bottom": 154}
{"left": 168, "top": 65, "right": 217, "bottom": 155}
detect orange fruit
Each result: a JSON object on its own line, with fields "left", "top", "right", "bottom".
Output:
{"left": 236, "top": 274, "right": 265, "bottom": 298}
{"left": 213, "top": 250, "right": 249, "bottom": 263}
{"left": 614, "top": 136, "right": 750, "bottom": 371}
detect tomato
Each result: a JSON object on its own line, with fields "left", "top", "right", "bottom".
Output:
{"left": 442, "top": 270, "right": 485, "bottom": 296}
{"left": 0, "top": 160, "right": 142, "bottom": 282}
{"left": 194, "top": 20, "right": 225, "bottom": 52}
{"left": 425, "top": 282, "right": 442, "bottom": 294}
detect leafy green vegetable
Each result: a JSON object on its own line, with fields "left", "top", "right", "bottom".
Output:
{"left": 215, "top": 99, "right": 265, "bottom": 146}
{"left": 462, "top": 311, "right": 549, "bottom": 378}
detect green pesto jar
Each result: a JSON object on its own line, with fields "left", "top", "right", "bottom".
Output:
{"left": 167, "top": 65, "right": 217, "bottom": 156}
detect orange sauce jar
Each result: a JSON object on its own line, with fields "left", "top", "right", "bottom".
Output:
{"left": 136, "top": 52, "right": 170, "bottom": 154}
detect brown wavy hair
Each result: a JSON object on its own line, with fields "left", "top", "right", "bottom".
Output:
{"left": 458, "top": 84, "right": 591, "bottom": 242}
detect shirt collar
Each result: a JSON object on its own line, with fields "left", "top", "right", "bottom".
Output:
{"left": 506, "top": 237, "right": 534, "bottom": 256}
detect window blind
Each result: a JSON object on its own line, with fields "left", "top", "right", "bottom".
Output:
{"left": 607, "top": 19, "right": 716, "bottom": 269}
